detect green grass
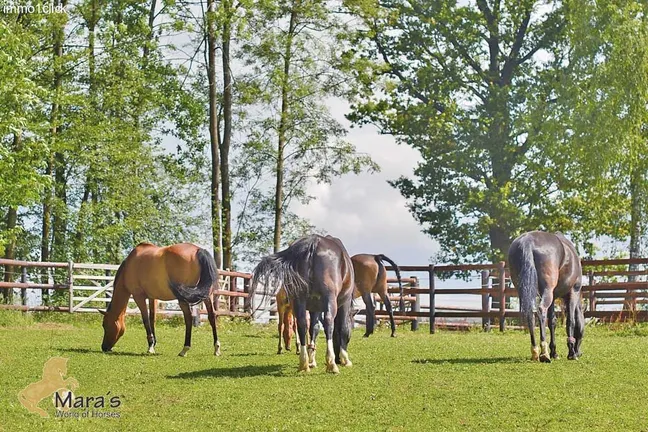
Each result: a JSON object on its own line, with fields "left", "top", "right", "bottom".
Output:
{"left": 1, "top": 311, "right": 648, "bottom": 431}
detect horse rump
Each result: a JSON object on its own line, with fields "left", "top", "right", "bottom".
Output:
{"left": 169, "top": 248, "right": 218, "bottom": 305}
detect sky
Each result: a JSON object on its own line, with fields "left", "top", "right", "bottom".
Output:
{"left": 293, "top": 98, "right": 439, "bottom": 268}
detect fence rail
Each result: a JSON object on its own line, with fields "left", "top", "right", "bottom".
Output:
{"left": 2, "top": 257, "right": 648, "bottom": 331}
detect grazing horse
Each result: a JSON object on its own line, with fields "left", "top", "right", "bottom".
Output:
{"left": 100, "top": 242, "right": 221, "bottom": 357}
{"left": 352, "top": 254, "right": 404, "bottom": 337}
{"left": 251, "top": 234, "right": 354, "bottom": 373}
{"left": 508, "top": 231, "right": 584, "bottom": 363}
{"left": 276, "top": 287, "right": 298, "bottom": 354}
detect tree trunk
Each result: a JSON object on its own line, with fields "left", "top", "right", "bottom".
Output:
{"left": 220, "top": 0, "right": 232, "bottom": 270}
{"left": 43, "top": 0, "right": 67, "bottom": 304}
{"left": 627, "top": 166, "right": 643, "bottom": 310}
{"left": 2, "top": 207, "right": 17, "bottom": 304}
{"left": 207, "top": 0, "right": 222, "bottom": 267}
{"left": 273, "top": 5, "right": 298, "bottom": 253}
{"left": 3, "top": 133, "right": 21, "bottom": 303}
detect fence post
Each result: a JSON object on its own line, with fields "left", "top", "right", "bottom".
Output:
{"left": 498, "top": 261, "right": 506, "bottom": 332}
{"left": 429, "top": 264, "right": 435, "bottom": 334}
{"left": 68, "top": 261, "right": 74, "bottom": 313}
{"left": 481, "top": 270, "right": 490, "bottom": 332}
{"left": 229, "top": 274, "right": 237, "bottom": 313}
{"left": 587, "top": 269, "right": 595, "bottom": 314}
{"left": 21, "top": 266, "right": 27, "bottom": 306}
{"left": 243, "top": 277, "right": 251, "bottom": 315}
{"left": 411, "top": 276, "right": 419, "bottom": 331}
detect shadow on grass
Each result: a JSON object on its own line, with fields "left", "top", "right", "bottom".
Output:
{"left": 167, "top": 364, "right": 284, "bottom": 379}
{"left": 58, "top": 347, "right": 156, "bottom": 357}
{"left": 412, "top": 356, "right": 524, "bottom": 365}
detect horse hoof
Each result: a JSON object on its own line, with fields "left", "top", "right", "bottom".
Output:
{"left": 551, "top": 354, "right": 559, "bottom": 360}
{"left": 178, "top": 346, "right": 190, "bottom": 357}
{"left": 568, "top": 354, "right": 579, "bottom": 360}
{"left": 326, "top": 363, "right": 340, "bottom": 374}
{"left": 147, "top": 347, "right": 155, "bottom": 354}
{"left": 539, "top": 354, "right": 551, "bottom": 363}
{"left": 309, "top": 362, "right": 317, "bottom": 368}
{"left": 390, "top": 333, "right": 396, "bottom": 338}
{"left": 277, "top": 349, "right": 282, "bottom": 355}
{"left": 363, "top": 333, "right": 370, "bottom": 338}
{"left": 298, "top": 365, "right": 310, "bottom": 373}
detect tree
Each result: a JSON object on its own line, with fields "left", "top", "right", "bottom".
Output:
{"left": 342, "top": 0, "right": 576, "bottom": 262}
{"left": 558, "top": 0, "right": 648, "bottom": 272}
{"left": 234, "top": 0, "right": 377, "bottom": 259}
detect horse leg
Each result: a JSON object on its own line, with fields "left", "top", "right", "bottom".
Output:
{"left": 565, "top": 288, "right": 584, "bottom": 360}
{"left": 548, "top": 299, "right": 558, "bottom": 359}
{"left": 149, "top": 298, "right": 157, "bottom": 352}
{"left": 537, "top": 288, "right": 554, "bottom": 363}
{"left": 308, "top": 311, "right": 320, "bottom": 368}
{"left": 204, "top": 294, "right": 221, "bottom": 356}
{"left": 361, "top": 292, "right": 375, "bottom": 337}
{"left": 283, "top": 311, "right": 293, "bottom": 352}
{"left": 295, "top": 300, "right": 310, "bottom": 372}
{"left": 178, "top": 301, "right": 193, "bottom": 357}
{"left": 294, "top": 314, "right": 301, "bottom": 355}
{"left": 526, "top": 301, "right": 538, "bottom": 361}
{"left": 335, "top": 298, "right": 353, "bottom": 367}
{"left": 380, "top": 292, "right": 397, "bottom": 337}
{"left": 574, "top": 292, "right": 585, "bottom": 358}
{"left": 133, "top": 294, "right": 155, "bottom": 354}
{"left": 277, "top": 305, "right": 284, "bottom": 354}
{"left": 323, "top": 297, "right": 340, "bottom": 374}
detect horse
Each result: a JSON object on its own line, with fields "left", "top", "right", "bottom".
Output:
{"left": 275, "top": 287, "right": 298, "bottom": 354}
{"left": 18, "top": 357, "right": 79, "bottom": 418}
{"left": 99, "top": 242, "right": 221, "bottom": 357}
{"left": 250, "top": 234, "right": 354, "bottom": 373}
{"left": 508, "top": 231, "right": 584, "bottom": 363}
{"left": 352, "top": 254, "right": 404, "bottom": 337}
{"left": 275, "top": 287, "right": 322, "bottom": 360}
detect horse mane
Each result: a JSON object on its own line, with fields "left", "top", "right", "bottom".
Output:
{"left": 106, "top": 259, "right": 127, "bottom": 313}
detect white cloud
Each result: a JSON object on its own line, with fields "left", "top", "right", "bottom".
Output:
{"left": 293, "top": 98, "right": 439, "bottom": 266}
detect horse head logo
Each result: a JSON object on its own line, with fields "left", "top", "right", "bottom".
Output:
{"left": 18, "top": 357, "right": 79, "bottom": 418}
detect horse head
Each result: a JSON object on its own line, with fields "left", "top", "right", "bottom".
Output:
{"left": 99, "top": 308, "right": 125, "bottom": 352}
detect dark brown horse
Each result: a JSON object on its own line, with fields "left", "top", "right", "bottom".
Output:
{"left": 508, "top": 231, "right": 584, "bottom": 363}
{"left": 351, "top": 254, "right": 404, "bottom": 337}
{"left": 100, "top": 243, "right": 221, "bottom": 357}
{"left": 250, "top": 234, "right": 354, "bottom": 373}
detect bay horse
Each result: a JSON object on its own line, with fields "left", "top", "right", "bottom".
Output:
{"left": 508, "top": 231, "right": 584, "bottom": 363}
{"left": 276, "top": 287, "right": 298, "bottom": 354}
{"left": 352, "top": 254, "right": 404, "bottom": 337}
{"left": 275, "top": 287, "right": 322, "bottom": 360}
{"left": 100, "top": 242, "right": 221, "bottom": 357}
{"left": 251, "top": 234, "right": 354, "bottom": 373}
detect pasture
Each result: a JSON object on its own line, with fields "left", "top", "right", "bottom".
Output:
{"left": 1, "top": 312, "right": 648, "bottom": 431}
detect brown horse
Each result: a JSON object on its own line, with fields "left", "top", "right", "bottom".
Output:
{"left": 508, "top": 231, "right": 584, "bottom": 363}
{"left": 276, "top": 287, "right": 298, "bottom": 354}
{"left": 251, "top": 234, "right": 354, "bottom": 373}
{"left": 352, "top": 254, "right": 404, "bottom": 337}
{"left": 100, "top": 242, "right": 221, "bottom": 357}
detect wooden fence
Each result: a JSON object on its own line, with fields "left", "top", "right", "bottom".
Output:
{"left": 1, "top": 257, "right": 647, "bottom": 331}
{"left": 0, "top": 258, "right": 251, "bottom": 319}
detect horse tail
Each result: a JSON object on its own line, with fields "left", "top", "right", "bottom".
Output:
{"left": 375, "top": 254, "right": 404, "bottom": 312}
{"left": 517, "top": 242, "right": 538, "bottom": 326}
{"left": 170, "top": 248, "right": 218, "bottom": 306}
{"left": 248, "top": 236, "right": 319, "bottom": 313}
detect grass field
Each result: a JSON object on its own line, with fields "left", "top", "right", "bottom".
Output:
{"left": 1, "top": 311, "right": 648, "bottom": 431}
